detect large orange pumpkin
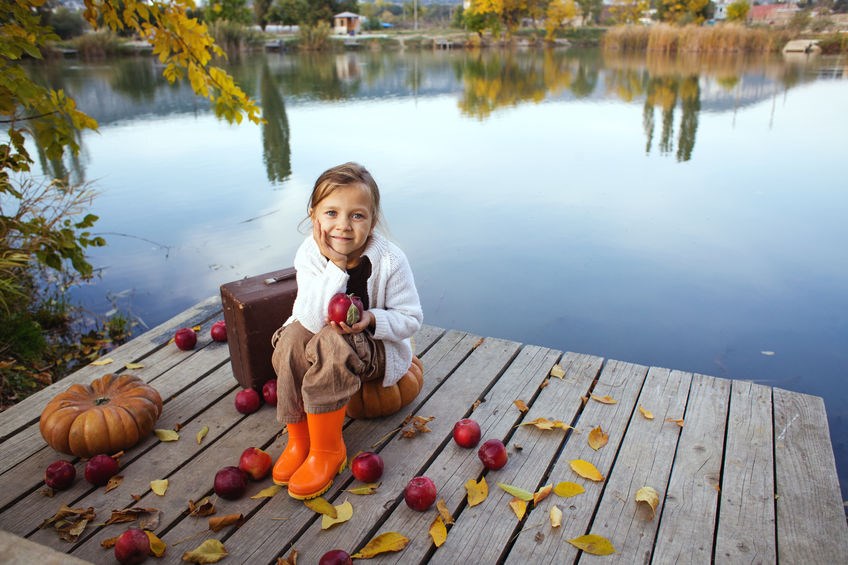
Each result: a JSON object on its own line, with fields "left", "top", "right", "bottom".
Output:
{"left": 346, "top": 356, "right": 423, "bottom": 419}
{"left": 39, "top": 373, "right": 163, "bottom": 457}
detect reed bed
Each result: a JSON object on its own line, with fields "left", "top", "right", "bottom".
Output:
{"left": 603, "top": 23, "right": 792, "bottom": 54}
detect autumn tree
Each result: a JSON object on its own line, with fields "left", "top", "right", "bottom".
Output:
{"left": 204, "top": 0, "right": 253, "bottom": 24}
{"left": 576, "top": 0, "right": 602, "bottom": 24}
{"left": 609, "top": 0, "right": 648, "bottom": 24}
{"left": 545, "top": 0, "right": 578, "bottom": 40}
{"left": 657, "top": 0, "right": 711, "bottom": 24}
{"left": 725, "top": 1, "right": 750, "bottom": 22}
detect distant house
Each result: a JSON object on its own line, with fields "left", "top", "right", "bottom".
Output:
{"left": 334, "top": 12, "right": 361, "bottom": 35}
{"left": 748, "top": 4, "right": 799, "bottom": 26}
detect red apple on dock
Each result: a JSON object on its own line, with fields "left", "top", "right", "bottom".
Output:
{"left": 114, "top": 528, "right": 151, "bottom": 564}
{"left": 351, "top": 451, "right": 384, "bottom": 483}
{"left": 238, "top": 447, "right": 273, "bottom": 481}
{"left": 44, "top": 460, "right": 76, "bottom": 490}
{"left": 214, "top": 466, "right": 249, "bottom": 500}
{"left": 403, "top": 476, "right": 437, "bottom": 511}
{"left": 327, "top": 293, "right": 364, "bottom": 326}
{"left": 319, "top": 549, "right": 353, "bottom": 565}
{"left": 262, "top": 379, "right": 277, "bottom": 406}
{"left": 210, "top": 320, "right": 227, "bottom": 342}
{"left": 234, "top": 388, "right": 261, "bottom": 414}
{"left": 478, "top": 439, "right": 508, "bottom": 470}
{"left": 84, "top": 454, "right": 119, "bottom": 486}
{"left": 453, "top": 418, "right": 482, "bottom": 448}
{"left": 174, "top": 327, "right": 197, "bottom": 350}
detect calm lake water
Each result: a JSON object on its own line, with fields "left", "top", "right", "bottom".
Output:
{"left": 31, "top": 48, "right": 848, "bottom": 499}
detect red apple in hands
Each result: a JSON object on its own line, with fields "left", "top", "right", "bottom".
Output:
{"left": 85, "top": 454, "right": 120, "bottom": 486}
{"left": 44, "top": 460, "right": 76, "bottom": 490}
{"left": 174, "top": 327, "right": 197, "bottom": 350}
{"left": 403, "top": 476, "right": 437, "bottom": 511}
{"left": 327, "top": 293, "right": 364, "bottom": 326}
{"left": 214, "top": 466, "right": 249, "bottom": 500}
{"left": 262, "top": 379, "right": 277, "bottom": 405}
{"left": 351, "top": 451, "right": 384, "bottom": 483}
{"left": 453, "top": 418, "right": 482, "bottom": 448}
{"left": 319, "top": 549, "right": 353, "bottom": 565}
{"left": 114, "top": 528, "right": 150, "bottom": 564}
{"left": 478, "top": 439, "right": 508, "bottom": 470}
{"left": 234, "top": 388, "right": 261, "bottom": 414}
{"left": 210, "top": 320, "right": 227, "bottom": 342}
{"left": 238, "top": 447, "right": 272, "bottom": 481}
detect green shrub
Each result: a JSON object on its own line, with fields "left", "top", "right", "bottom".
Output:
{"left": 71, "top": 30, "right": 122, "bottom": 58}
{"left": 49, "top": 7, "right": 88, "bottom": 40}
{"left": 298, "top": 21, "right": 332, "bottom": 51}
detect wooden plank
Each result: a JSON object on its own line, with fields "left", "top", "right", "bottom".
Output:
{"left": 0, "top": 340, "right": 231, "bottom": 509}
{"left": 397, "top": 350, "right": 601, "bottom": 564}
{"left": 504, "top": 358, "right": 650, "bottom": 564}
{"left": 222, "top": 330, "right": 487, "bottom": 563}
{"left": 262, "top": 336, "right": 523, "bottom": 564}
{"left": 0, "top": 295, "right": 222, "bottom": 440}
{"left": 773, "top": 388, "right": 848, "bottom": 563}
{"left": 653, "top": 374, "right": 730, "bottom": 564}
{"left": 588, "top": 367, "right": 692, "bottom": 562}
{"left": 715, "top": 381, "right": 776, "bottom": 564}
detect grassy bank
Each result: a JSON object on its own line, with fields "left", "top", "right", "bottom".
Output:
{"left": 603, "top": 23, "right": 795, "bottom": 54}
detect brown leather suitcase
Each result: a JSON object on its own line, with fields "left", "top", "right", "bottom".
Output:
{"left": 220, "top": 268, "right": 297, "bottom": 389}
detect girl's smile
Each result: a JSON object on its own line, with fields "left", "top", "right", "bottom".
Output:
{"left": 311, "top": 183, "right": 374, "bottom": 262}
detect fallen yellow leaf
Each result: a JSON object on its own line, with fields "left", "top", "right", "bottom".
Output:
{"left": 278, "top": 549, "right": 298, "bottom": 565}
{"left": 346, "top": 483, "right": 380, "bottom": 495}
{"left": 550, "top": 505, "right": 563, "bottom": 528}
{"left": 125, "top": 363, "right": 144, "bottom": 370}
{"left": 497, "top": 482, "right": 533, "bottom": 502}
{"left": 91, "top": 357, "right": 114, "bottom": 366}
{"left": 588, "top": 425, "right": 609, "bottom": 451}
{"left": 554, "top": 481, "right": 585, "bottom": 498}
{"left": 304, "top": 497, "right": 337, "bottom": 518}
{"left": 104, "top": 475, "right": 123, "bottom": 493}
{"left": 567, "top": 533, "right": 616, "bottom": 555}
{"left": 513, "top": 399, "right": 529, "bottom": 413}
{"left": 150, "top": 479, "right": 168, "bottom": 496}
{"left": 436, "top": 499, "right": 454, "bottom": 524}
{"left": 251, "top": 484, "right": 282, "bottom": 499}
{"left": 589, "top": 394, "right": 618, "bottom": 405}
{"left": 635, "top": 486, "right": 660, "bottom": 519}
{"left": 570, "top": 459, "right": 605, "bottom": 482}
{"left": 533, "top": 484, "right": 553, "bottom": 506}
{"left": 465, "top": 477, "right": 488, "bottom": 507}
{"left": 351, "top": 532, "right": 409, "bottom": 558}
{"left": 550, "top": 364, "right": 566, "bottom": 379}
{"left": 321, "top": 500, "right": 353, "bottom": 530}
{"left": 145, "top": 530, "right": 166, "bottom": 557}
{"left": 154, "top": 429, "right": 179, "bottom": 442}
{"left": 181, "top": 539, "right": 228, "bottom": 563}
{"left": 521, "top": 417, "right": 556, "bottom": 430}
{"left": 665, "top": 417, "right": 685, "bottom": 427}
{"left": 638, "top": 405, "right": 654, "bottom": 420}
{"left": 509, "top": 498, "right": 527, "bottom": 520}
{"left": 196, "top": 426, "right": 209, "bottom": 445}
{"left": 429, "top": 515, "right": 447, "bottom": 547}
{"left": 208, "top": 513, "right": 242, "bottom": 532}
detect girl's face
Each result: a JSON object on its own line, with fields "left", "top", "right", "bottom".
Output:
{"left": 311, "top": 183, "right": 375, "bottom": 259}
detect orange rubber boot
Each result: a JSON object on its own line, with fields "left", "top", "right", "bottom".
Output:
{"left": 272, "top": 421, "right": 310, "bottom": 486}
{"left": 287, "top": 408, "right": 347, "bottom": 500}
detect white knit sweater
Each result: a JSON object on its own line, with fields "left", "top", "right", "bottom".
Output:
{"left": 284, "top": 232, "right": 423, "bottom": 387}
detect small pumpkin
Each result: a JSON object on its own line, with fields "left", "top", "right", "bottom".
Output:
{"left": 347, "top": 356, "right": 424, "bottom": 419}
{"left": 39, "top": 373, "right": 163, "bottom": 457}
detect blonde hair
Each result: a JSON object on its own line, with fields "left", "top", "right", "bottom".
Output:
{"left": 305, "top": 162, "right": 384, "bottom": 230}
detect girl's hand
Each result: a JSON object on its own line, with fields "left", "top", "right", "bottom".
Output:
{"left": 313, "top": 220, "right": 347, "bottom": 270}
{"left": 326, "top": 310, "right": 375, "bottom": 335}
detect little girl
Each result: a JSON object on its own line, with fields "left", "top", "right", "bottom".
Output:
{"left": 270, "top": 162, "right": 423, "bottom": 500}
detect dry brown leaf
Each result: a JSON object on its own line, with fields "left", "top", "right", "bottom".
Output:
{"left": 429, "top": 515, "right": 448, "bottom": 547}
{"left": 554, "top": 481, "right": 585, "bottom": 498}
{"left": 145, "top": 530, "right": 166, "bottom": 557}
{"left": 638, "top": 405, "right": 654, "bottom": 420}
{"left": 277, "top": 549, "right": 298, "bottom": 565}
{"left": 154, "top": 429, "right": 179, "bottom": 442}
{"left": 150, "top": 479, "right": 168, "bottom": 496}
{"left": 465, "top": 477, "right": 488, "bottom": 507}
{"left": 104, "top": 507, "right": 158, "bottom": 525}
{"left": 321, "top": 500, "right": 353, "bottom": 530}
{"left": 588, "top": 426, "right": 609, "bottom": 451}
{"left": 182, "top": 538, "right": 228, "bottom": 563}
{"left": 209, "top": 513, "right": 243, "bottom": 532}
{"left": 509, "top": 498, "right": 527, "bottom": 520}
{"left": 39, "top": 504, "right": 96, "bottom": 542}
{"left": 351, "top": 532, "right": 409, "bottom": 558}
{"left": 196, "top": 425, "right": 209, "bottom": 444}
{"left": 513, "top": 399, "right": 529, "bottom": 413}
{"left": 173, "top": 422, "right": 183, "bottom": 432}
{"left": 567, "top": 534, "right": 616, "bottom": 555}
{"left": 550, "top": 505, "right": 563, "bottom": 528}
{"left": 533, "top": 484, "right": 553, "bottom": 506}
{"left": 471, "top": 399, "right": 482, "bottom": 410}
{"left": 665, "top": 418, "right": 685, "bottom": 427}
{"left": 188, "top": 497, "right": 216, "bottom": 517}
{"left": 131, "top": 493, "right": 142, "bottom": 502}
{"left": 589, "top": 394, "right": 618, "bottom": 405}
{"left": 105, "top": 474, "right": 124, "bottom": 493}
{"left": 401, "top": 415, "right": 435, "bottom": 438}
{"left": 570, "top": 459, "right": 605, "bottom": 482}
{"left": 304, "top": 497, "right": 337, "bottom": 518}
{"left": 100, "top": 535, "right": 119, "bottom": 549}
{"left": 635, "top": 486, "right": 660, "bottom": 520}
{"left": 540, "top": 378, "right": 550, "bottom": 389}
{"left": 436, "top": 499, "right": 454, "bottom": 524}
{"left": 139, "top": 509, "right": 161, "bottom": 531}
{"left": 549, "top": 364, "right": 566, "bottom": 379}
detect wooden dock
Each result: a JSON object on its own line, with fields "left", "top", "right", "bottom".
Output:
{"left": 1, "top": 296, "right": 846, "bottom": 563}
